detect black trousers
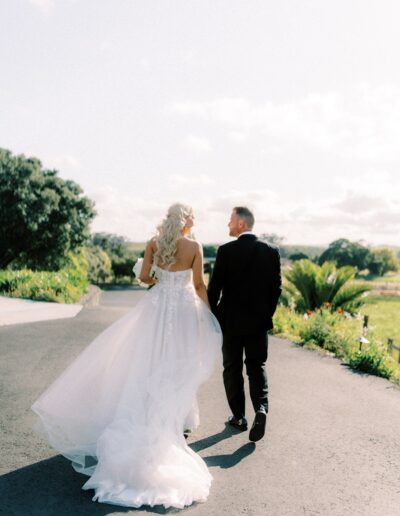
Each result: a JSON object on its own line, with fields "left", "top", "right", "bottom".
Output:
{"left": 222, "top": 332, "right": 269, "bottom": 419}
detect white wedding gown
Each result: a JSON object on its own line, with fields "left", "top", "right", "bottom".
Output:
{"left": 31, "top": 266, "right": 222, "bottom": 509}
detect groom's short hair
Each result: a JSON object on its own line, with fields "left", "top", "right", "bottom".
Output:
{"left": 233, "top": 206, "right": 255, "bottom": 229}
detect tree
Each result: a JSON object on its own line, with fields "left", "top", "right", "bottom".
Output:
{"left": 203, "top": 245, "right": 218, "bottom": 258}
{"left": 285, "top": 259, "right": 371, "bottom": 313}
{"left": 368, "top": 247, "right": 399, "bottom": 276}
{"left": 90, "top": 232, "right": 128, "bottom": 258}
{"left": 83, "top": 246, "right": 112, "bottom": 283}
{"left": 259, "top": 233, "right": 285, "bottom": 247}
{"left": 259, "top": 233, "right": 287, "bottom": 257}
{"left": 90, "top": 232, "right": 138, "bottom": 282}
{"left": 0, "top": 148, "right": 96, "bottom": 270}
{"left": 318, "top": 239, "right": 371, "bottom": 270}
{"left": 289, "top": 252, "right": 309, "bottom": 261}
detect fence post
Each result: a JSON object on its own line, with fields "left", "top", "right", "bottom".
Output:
{"left": 357, "top": 315, "right": 370, "bottom": 351}
{"left": 388, "top": 338, "right": 393, "bottom": 355}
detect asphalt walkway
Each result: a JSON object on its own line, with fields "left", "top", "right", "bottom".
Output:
{"left": 1, "top": 288, "right": 400, "bottom": 515}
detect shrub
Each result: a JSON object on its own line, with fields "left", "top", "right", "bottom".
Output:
{"left": 285, "top": 260, "right": 371, "bottom": 313}
{"left": 368, "top": 248, "right": 399, "bottom": 276}
{"left": 348, "top": 345, "right": 392, "bottom": 379}
{"left": 300, "top": 314, "right": 332, "bottom": 347}
{"left": 83, "top": 246, "right": 112, "bottom": 283}
{"left": 0, "top": 250, "right": 89, "bottom": 303}
{"left": 272, "top": 306, "right": 305, "bottom": 343}
{"left": 89, "top": 232, "right": 138, "bottom": 283}
{"left": 298, "top": 308, "right": 353, "bottom": 358}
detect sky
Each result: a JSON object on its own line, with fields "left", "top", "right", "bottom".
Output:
{"left": 1, "top": 0, "right": 400, "bottom": 246}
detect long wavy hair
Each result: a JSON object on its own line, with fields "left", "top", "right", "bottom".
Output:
{"left": 153, "top": 203, "right": 193, "bottom": 267}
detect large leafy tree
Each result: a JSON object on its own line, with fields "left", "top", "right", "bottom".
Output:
{"left": 0, "top": 148, "right": 96, "bottom": 270}
{"left": 318, "top": 238, "right": 372, "bottom": 270}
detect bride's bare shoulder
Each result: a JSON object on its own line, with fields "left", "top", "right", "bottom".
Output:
{"left": 177, "top": 237, "right": 200, "bottom": 249}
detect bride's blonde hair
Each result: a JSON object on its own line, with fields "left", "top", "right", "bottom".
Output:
{"left": 153, "top": 203, "right": 193, "bottom": 266}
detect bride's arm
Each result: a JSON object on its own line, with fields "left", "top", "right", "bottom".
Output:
{"left": 192, "top": 242, "right": 210, "bottom": 308}
{"left": 139, "top": 238, "right": 158, "bottom": 285}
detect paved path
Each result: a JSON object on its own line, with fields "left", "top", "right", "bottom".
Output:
{"left": 0, "top": 295, "right": 82, "bottom": 326}
{"left": 1, "top": 288, "right": 400, "bottom": 516}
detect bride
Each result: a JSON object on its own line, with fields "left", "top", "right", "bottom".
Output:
{"left": 31, "top": 203, "right": 222, "bottom": 509}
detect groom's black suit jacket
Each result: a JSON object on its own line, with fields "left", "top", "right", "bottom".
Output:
{"left": 208, "top": 234, "right": 282, "bottom": 336}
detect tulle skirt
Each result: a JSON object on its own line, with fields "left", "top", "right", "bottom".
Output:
{"left": 31, "top": 279, "right": 222, "bottom": 508}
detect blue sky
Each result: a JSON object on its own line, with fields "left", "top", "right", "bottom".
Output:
{"left": 1, "top": 0, "right": 400, "bottom": 245}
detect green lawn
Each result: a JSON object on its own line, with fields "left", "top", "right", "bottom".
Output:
{"left": 127, "top": 242, "right": 146, "bottom": 253}
{"left": 356, "top": 271, "right": 400, "bottom": 284}
{"left": 371, "top": 271, "right": 400, "bottom": 283}
{"left": 360, "top": 295, "right": 400, "bottom": 360}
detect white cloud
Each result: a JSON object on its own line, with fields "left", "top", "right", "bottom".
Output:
{"left": 169, "top": 173, "right": 215, "bottom": 186}
{"left": 29, "top": 0, "right": 54, "bottom": 15}
{"left": 168, "top": 84, "right": 400, "bottom": 160}
{"left": 139, "top": 57, "right": 151, "bottom": 70}
{"left": 183, "top": 135, "right": 212, "bottom": 153}
{"left": 42, "top": 154, "right": 82, "bottom": 172}
{"left": 209, "top": 189, "right": 281, "bottom": 215}
{"left": 88, "top": 185, "right": 166, "bottom": 241}
{"left": 85, "top": 183, "right": 400, "bottom": 246}
{"left": 228, "top": 131, "right": 248, "bottom": 142}
{"left": 334, "top": 194, "right": 388, "bottom": 214}
{"left": 204, "top": 185, "right": 400, "bottom": 246}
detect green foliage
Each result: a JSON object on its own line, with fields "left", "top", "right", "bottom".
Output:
{"left": 83, "top": 246, "right": 112, "bottom": 284}
{"left": 285, "top": 259, "right": 371, "bottom": 313}
{"left": 91, "top": 233, "right": 128, "bottom": 258}
{"left": 272, "top": 306, "right": 305, "bottom": 343}
{"left": 90, "top": 232, "right": 138, "bottom": 282}
{"left": 273, "top": 300, "right": 399, "bottom": 384}
{"left": 282, "top": 245, "right": 325, "bottom": 260}
{"left": 0, "top": 250, "right": 88, "bottom": 303}
{"left": 368, "top": 247, "right": 399, "bottom": 276}
{"left": 288, "top": 252, "right": 309, "bottom": 261}
{"left": 203, "top": 245, "right": 218, "bottom": 258}
{"left": 0, "top": 148, "right": 96, "bottom": 270}
{"left": 299, "top": 309, "right": 351, "bottom": 358}
{"left": 348, "top": 345, "right": 393, "bottom": 379}
{"left": 300, "top": 312, "right": 333, "bottom": 347}
{"left": 318, "top": 238, "right": 371, "bottom": 270}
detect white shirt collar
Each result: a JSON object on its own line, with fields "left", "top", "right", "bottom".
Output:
{"left": 238, "top": 231, "right": 257, "bottom": 238}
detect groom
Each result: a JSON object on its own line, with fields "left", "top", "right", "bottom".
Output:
{"left": 208, "top": 207, "right": 281, "bottom": 442}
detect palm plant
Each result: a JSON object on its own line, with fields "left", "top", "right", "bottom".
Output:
{"left": 284, "top": 260, "right": 371, "bottom": 313}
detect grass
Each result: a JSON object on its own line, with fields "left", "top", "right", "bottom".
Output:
{"left": 127, "top": 242, "right": 146, "bottom": 253}
{"left": 371, "top": 272, "right": 400, "bottom": 284}
{"left": 360, "top": 295, "right": 400, "bottom": 360}
{"left": 355, "top": 270, "right": 400, "bottom": 284}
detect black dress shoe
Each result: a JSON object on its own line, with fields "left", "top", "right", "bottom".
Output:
{"left": 227, "top": 416, "right": 248, "bottom": 431}
{"left": 249, "top": 410, "right": 267, "bottom": 442}
{"left": 183, "top": 429, "right": 191, "bottom": 439}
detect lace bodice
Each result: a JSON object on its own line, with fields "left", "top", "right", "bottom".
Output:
{"left": 152, "top": 265, "right": 193, "bottom": 289}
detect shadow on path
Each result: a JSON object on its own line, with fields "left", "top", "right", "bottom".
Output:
{"left": 0, "top": 456, "right": 181, "bottom": 516}
{"left": 189, "top": 423, "right": 243, "bottom": 453}
{"left": 203, "top": 443, "right": 256, "bottom": 469}
{"left": 189, "top": 425, "right": 256, "bottom": 469}
{"left": 1, "top": 425, "right": 252, "bottom": 515}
